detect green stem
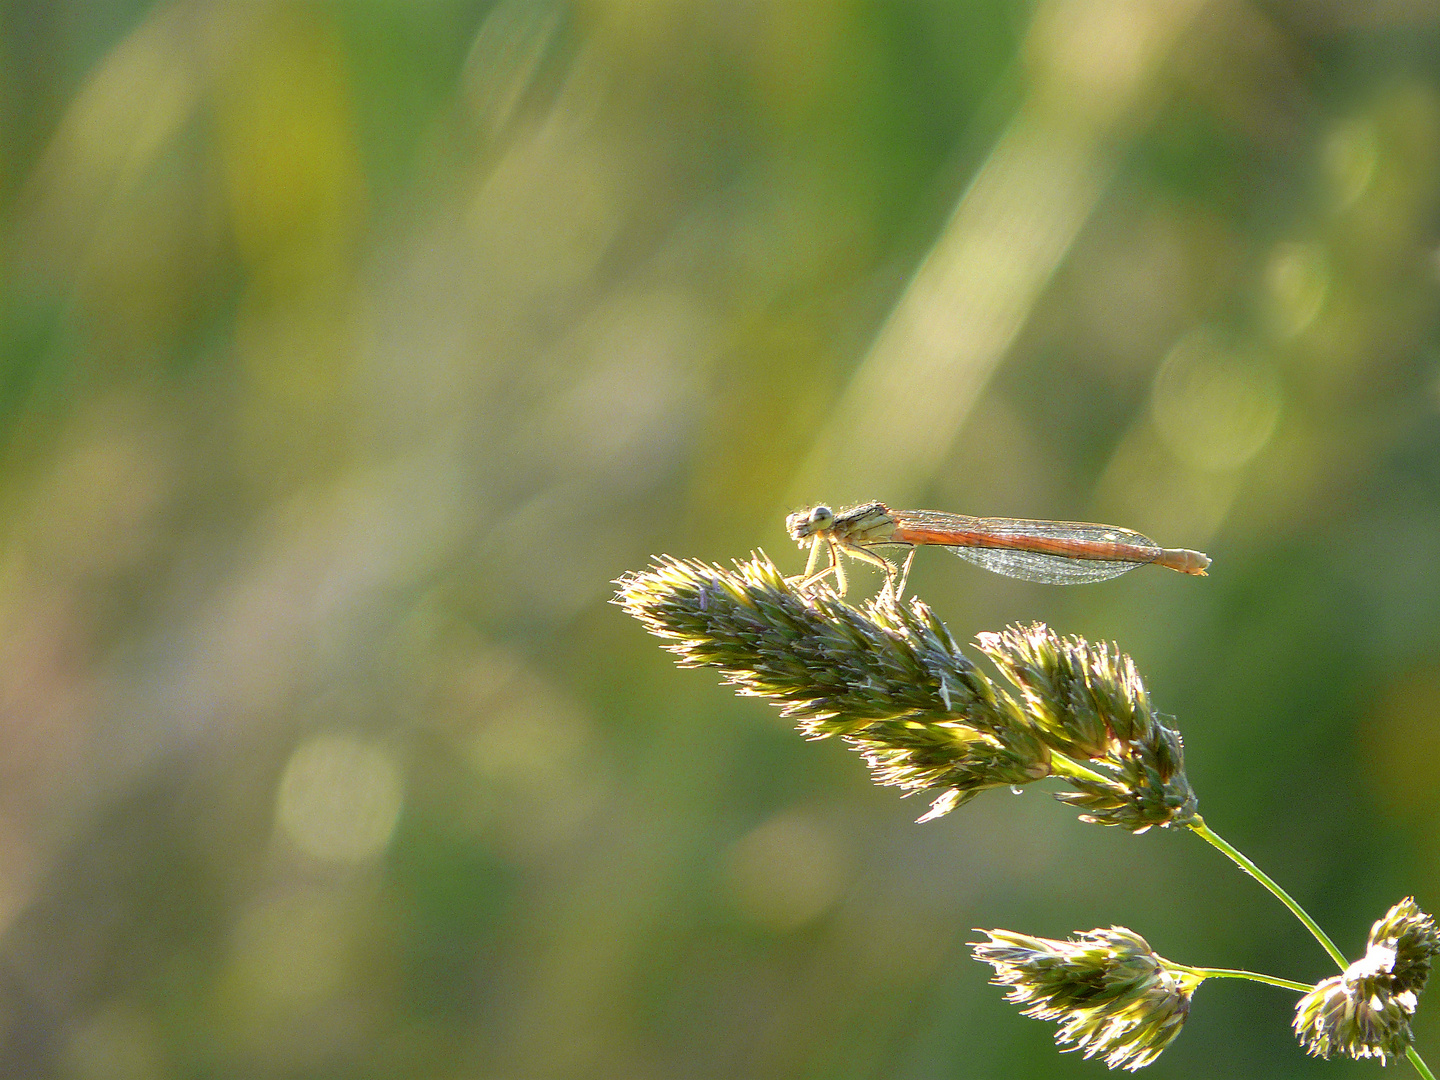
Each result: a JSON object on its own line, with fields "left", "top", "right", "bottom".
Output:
{"left": 1187, "top": 816, "right": 1347, "bottom": 969}
{"left": 1189, "top": 817, "right": 1437, "bottom": 1080}
{"left": 1170, "top": 963, "right": 1311, "bottom": 994}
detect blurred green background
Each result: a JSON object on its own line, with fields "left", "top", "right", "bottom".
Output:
{"left": 2, "top": 1, "right": 1439, "bottom": 1077}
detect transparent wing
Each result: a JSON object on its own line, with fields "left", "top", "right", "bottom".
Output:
{"left": 887, "top": 511, "right": 1162, "bottom": 586}
{"left": 945, "top": 545, "right": 1139, "bottom": 584}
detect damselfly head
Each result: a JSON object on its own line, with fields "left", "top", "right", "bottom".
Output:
{"left": 786, "top": 504, "right": 834, "bottom": 542}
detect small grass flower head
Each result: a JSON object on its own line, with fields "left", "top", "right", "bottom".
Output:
{"left": 975, "top": 624, "right": 1197, "bottom": 831}
{"left": 1292, "top": 897, "right": 1440, "bottom": 1063}
{"left": 1370, "top": 897, "right": 1440, "bottom": 998}
{"left": 972, "top": 927, "right": 1198, "bottom": 1070}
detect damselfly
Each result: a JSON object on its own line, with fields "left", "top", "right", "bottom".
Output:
{"left": 786, "top": 502, "right": 1210, "bottom": 596}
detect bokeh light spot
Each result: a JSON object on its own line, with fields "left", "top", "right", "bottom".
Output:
{"left": 1151, "top": 330, "right": 1282, "bottom": 472}
{"left": 1323, "top": 118, "right": 1379, "bottom": 210}
{"left": 721, "top": 811, "right": 848, "bottom": 933}
{"left": 1264, "top": 241, "right": 1329, "bottom": 338}
{"left": 276, "top": 734, "right": 403, "bottom": 863}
